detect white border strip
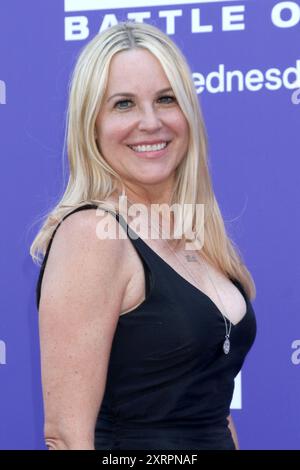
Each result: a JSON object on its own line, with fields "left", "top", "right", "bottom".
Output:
{"left": 65, "top": 0, "right": 243, "bottom": 13}
{"left": 230, "top": 372, "right": 242, "bottom": 409}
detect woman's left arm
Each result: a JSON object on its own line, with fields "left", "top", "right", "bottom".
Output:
{"left": 227, "top": 414, "right": 240, "bottom": 450}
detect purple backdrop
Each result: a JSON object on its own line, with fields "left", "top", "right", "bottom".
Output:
{"left": 0, "top": 0, "right": 299, "bottom": 450}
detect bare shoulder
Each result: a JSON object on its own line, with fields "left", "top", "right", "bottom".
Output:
{"left": 49, "top": 206, "right": 127, "bottom": 257}
{"left": 40, "top": 206, "right": 131, "bottom": 317}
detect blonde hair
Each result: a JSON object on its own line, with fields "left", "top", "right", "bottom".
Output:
{"left": 30, "top": 20, "right": 256, "bottom": 300}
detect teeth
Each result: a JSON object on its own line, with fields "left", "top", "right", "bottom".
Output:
{"left": 129, "top": 142, "right": 168, "bottom": 152}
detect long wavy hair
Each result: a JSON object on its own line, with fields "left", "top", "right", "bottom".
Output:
{"left": 30, "top": 20, "right": 256, "bottom": 300}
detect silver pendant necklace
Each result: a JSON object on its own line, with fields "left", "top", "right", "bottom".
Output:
{"left": 223, "top": 326, "right": 231, "bottom": 355}
{"left": 180, "top": 252, "right": 232, "bottom": 355}
{"left": 132, "top": 203, "right": 233, "bottom": 355}
{"left": 184, "top": 255, "right": 232, "bottom": 355}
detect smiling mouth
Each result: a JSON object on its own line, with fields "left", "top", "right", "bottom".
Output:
{"left": 127, "top": 141, "right": 171, "bottom": 154}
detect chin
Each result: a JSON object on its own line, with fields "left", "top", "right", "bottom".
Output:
{"left": 132, "top": 169, "right": 175, "bottom": 185}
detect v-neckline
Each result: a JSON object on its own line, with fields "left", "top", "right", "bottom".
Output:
{"left": 116, "top": 212, "right": 249, "bottom": 328}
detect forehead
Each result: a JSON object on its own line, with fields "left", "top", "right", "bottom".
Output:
{"left": 105, "top": 48, "right": 171, "bottom": 93}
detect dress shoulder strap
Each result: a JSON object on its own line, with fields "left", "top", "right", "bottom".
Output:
{"left": 36, "top": 203, "right": 154, "bottom": 310}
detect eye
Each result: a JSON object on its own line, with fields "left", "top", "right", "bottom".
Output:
{"left": 158, "top": 95, "right": 176, "bottom": 104}
{"left": 114, "top": 99, "right": 133, "bottom": 110}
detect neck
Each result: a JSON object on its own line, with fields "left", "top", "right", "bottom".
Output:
{"left": 114, "top": 179, "right": 175, "bottom": 208}
{"left": 109, "top": 184, "right": 176, "bottom": 241}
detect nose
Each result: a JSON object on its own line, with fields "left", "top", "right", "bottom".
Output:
{"left": 137, "top": 105, "right": 163, "bottom": 132}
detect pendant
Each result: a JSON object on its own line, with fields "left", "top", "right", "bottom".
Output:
{"left": 223, "top": 336, "right": 230, "bottom": 355}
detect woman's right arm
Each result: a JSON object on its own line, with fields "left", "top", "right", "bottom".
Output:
{"left": 38, "top": 209, "right": 131, "bottom": 450}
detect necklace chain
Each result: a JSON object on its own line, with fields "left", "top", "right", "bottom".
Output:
{"left": 120, "top": 199, "right": 232, "bottom": 355}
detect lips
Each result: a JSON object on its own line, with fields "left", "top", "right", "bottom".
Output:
{"left": 128, "top": 142, "right": 168, "bottom": 153}
{"left": 127, "top": 140, "right": 171, "bottom": 147}
{"left": 127, "top": 141, "right": 171, "bottom": 159}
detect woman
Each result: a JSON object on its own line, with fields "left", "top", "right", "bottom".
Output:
{"left": 30, "top": 21, "right": 256, "bottom": 450}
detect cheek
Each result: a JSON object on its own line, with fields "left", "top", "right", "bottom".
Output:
{"left": 97, "top": 118, "right": 131, "bottom": 147}
{"left": 168, "top": 110, "right": 189, "bottom": 137}
{"left": 176, "top": 121, "right": 189, "bottom": 151}
{"left": 180, "top": 120, "right": 189, "bottom": 142}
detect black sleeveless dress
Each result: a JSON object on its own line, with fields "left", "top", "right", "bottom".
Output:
{"left": 36, "top": 204, "right": 257, "bottom": 450}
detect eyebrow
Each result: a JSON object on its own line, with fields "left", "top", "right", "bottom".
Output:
{"left": 106, "top": 87, "right": 174, "bottom": 103}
